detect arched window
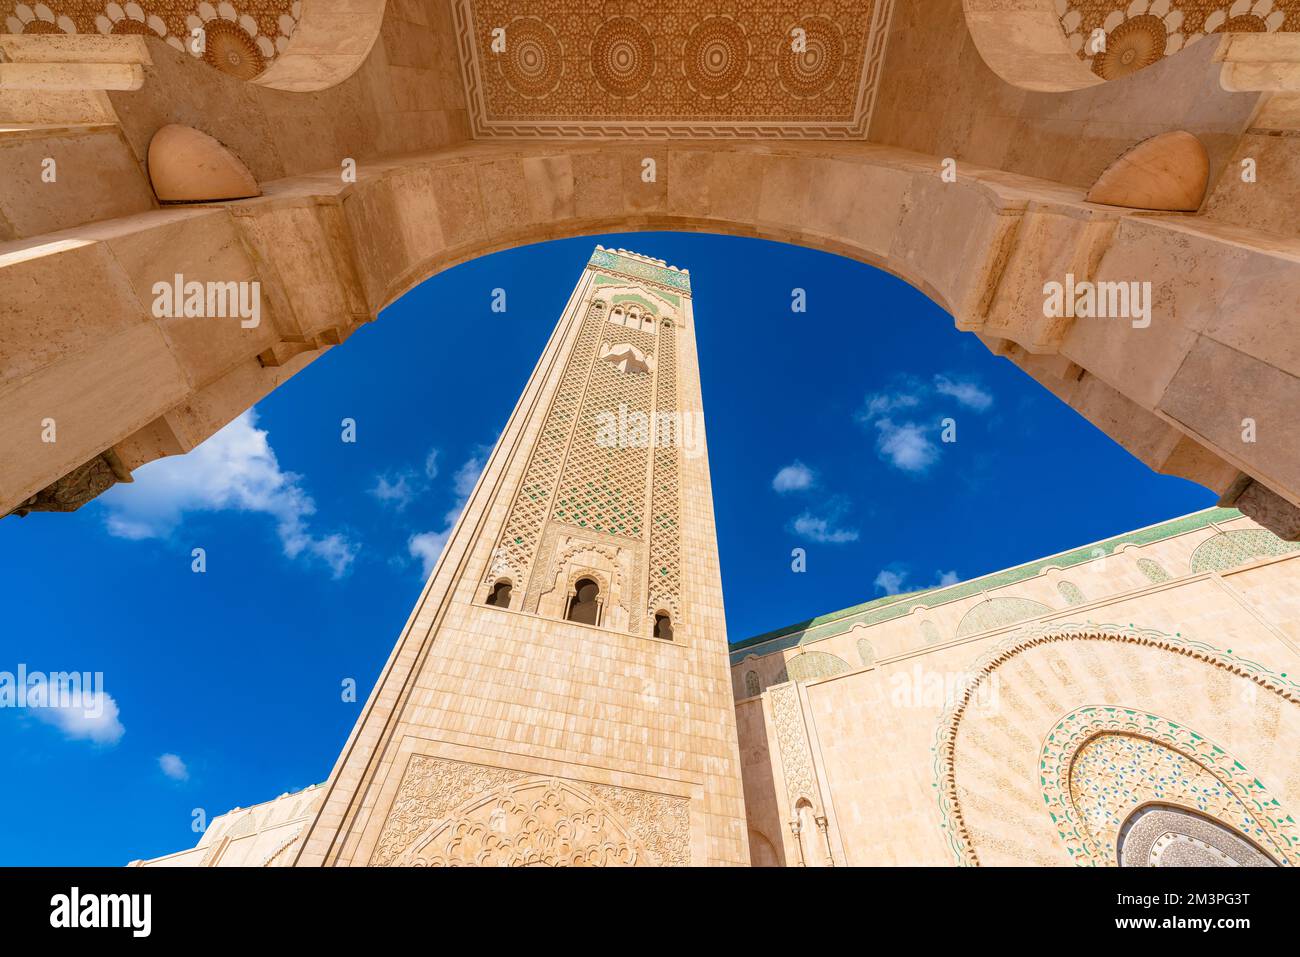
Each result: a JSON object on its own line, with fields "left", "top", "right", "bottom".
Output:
{"left": 566, "top": 578, "right": 601, "bottom": 626}
{"left": 744, "top": 670, "right": 760, "bottom": 697}
{"left": 485, "top": 580, "right": 512, "bottom": 608}
{"left": 653, "top": 612, "right": 673, "bottom": 641}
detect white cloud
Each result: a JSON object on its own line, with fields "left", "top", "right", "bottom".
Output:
{"left": 368, "top": 469, "right": 420, "bottom": 512}
{"left": 30, "top": 689, "right": 125, "bottom": 746}
{"left": 934, "top": 375, "right": 993, "bottom": 412}
{"left": 873, "top": 566, "right": 959, "bottom": 596}
{"left": 452, "top": 450, "right": 487, "bottom": 499}
{"left": 791, "top": 511, "right": 859, "bottom": 544}
{"left": 98, "top": 409, "right": 358, "bottom": 578}
{"left": 873, "top": 419, "right": 939, "bottom": 473}
{"left": 859, "top": 390, "right": 921, "bottom": 421}
{"left": 407, "top": 529, "right": 451, "bottom": 578}
{"left": 423, "top": 448, "right": 440, "bottom": 480}
{"left": 159, "top": 752, "right": 189, "bottom": 781}
{"left": 873, "top": 568, "right": 908, "bottom": 595}
{"left": 858, "top": 375, "right": 993, "bottom": 475}
{"left": 772, "top": 461, "right": 815, "bottom": 493}
{"left": 405, "top": 446, "right": 491, "bottom": 578}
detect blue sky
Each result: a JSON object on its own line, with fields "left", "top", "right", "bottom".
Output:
{"left": 0, "top": 232, "right": 1215, "bottom": 864}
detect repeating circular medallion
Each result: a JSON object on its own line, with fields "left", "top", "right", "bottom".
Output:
{"left": 777, "top": 17, "right": 844, "bottom": 98}
{"left": 110, "top": 16, "right": 150, "bottom": 35}
{"left": 499, "top": 17, "right": 562, "bottom": 97}
{"left": 683, "top": 16, "right": 749, "bottom": 98}
{"left": 1216, "top": 14, "right": 1268, "bottom": 34}
{"left": 591, "top": 17, "right": 655, "bottom": 98}
{"left": 202, "top": 17, "right": 265, "bottom": 80}
{"left": 1093, "top": 15, "right": 1167, "bottom": 80}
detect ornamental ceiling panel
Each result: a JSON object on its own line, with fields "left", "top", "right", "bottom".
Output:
{"left": 454, "top": 0, "right": 897, "bottom": 139}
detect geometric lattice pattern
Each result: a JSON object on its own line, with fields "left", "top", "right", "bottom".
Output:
{"left": 1069, "top": 732, "right": 1266, "bottom": 864}
{"left": 485, "top": 250, "right": 688, "bottom": 636}
{"left": 487, "top": 301, "right": 608, "bottom": 590}
{"left": 1040, "top": 706, "right": 1299, "bottom": 866}
{"left": 954, "top": 596, "right": 1052, "bottom": 638}
{"left": 454, "top": 0, "right": 897, "bottom": 139}
{"left": 1058, "top": 581, "right": 1085, "bottom": 605}
{"left": 552, "top": 324, "right": 656, "bottom": 540}
{"left": 856, "top": 637, "right": 874, "bottom": 666}
{"left": 776, "top": 650, "right": 851, "bottom": 684}
{"left": 2, "top": 0, "right": 302, "bottom": 80}
{"left": 647, "top": 321, "right": 682, "bottom": 622}
{"left": 1189, "top": 528, "right": 1300, "bottom": 574}
{"left": 1136, "top": 557, "right": 1172, "bottom": 583}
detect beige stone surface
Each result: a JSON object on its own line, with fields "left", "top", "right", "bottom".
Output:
{"left": 3, "top": 0, "right": 1299, "bottom": 868}
{"left": 733, "top": 509, "right": 1300, "bottom": 865}
{"left": 146, "top": 124, "right": 260, "bottom": 202}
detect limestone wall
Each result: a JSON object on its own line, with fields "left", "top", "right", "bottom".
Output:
{"left": 733, "top": 510, "right": 1300, "bottom": 865}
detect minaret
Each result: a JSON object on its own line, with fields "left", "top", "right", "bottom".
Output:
{"left": 295, "top": 246, "right": 748, "bottom": 867}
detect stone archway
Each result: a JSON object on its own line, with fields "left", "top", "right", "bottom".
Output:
{"left": 4, "top": 138, "right": 1297, "bottom": 537}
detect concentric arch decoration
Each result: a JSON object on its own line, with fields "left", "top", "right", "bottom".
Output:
{"left": 931, "top": 622, "right": 1300, "bottom": 866}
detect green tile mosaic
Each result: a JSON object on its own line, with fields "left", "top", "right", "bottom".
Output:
{"left": 729, "top": 508, "right": 1243, "bottom": 664}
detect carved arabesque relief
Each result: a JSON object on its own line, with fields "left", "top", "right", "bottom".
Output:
{"left": 371, "top": 755, "right": 690, "bottom": 867}
{"left": 453, "top": 0, "right": 897, "bottom": 139}
{"left": 770, "top": 683, "right": 817, "bottom": 812}
{"left": 532, "top": 536, "right": 638, "bottom": 630}
{"left": 1, "top": 0, "right": 302, "bottom": 80}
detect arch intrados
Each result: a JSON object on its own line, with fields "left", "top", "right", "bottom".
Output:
{"left": 376, "top": 220, "right": 956, "bottom": 321}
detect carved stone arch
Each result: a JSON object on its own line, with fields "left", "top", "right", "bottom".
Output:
{"left": 564, "top": 566, "right": 611, "bottom": 603}
{"left": 554, "top": 542, "right": 621, "bottom": 589}
{"left": 774, "top": 650, "right": 851, "bottom": 685}
{"left": 532, "top": 536, "right": 637, "bottom": 631}
{"left": 1117, "top": 803, "right": 1279, "bottom": 867}
{"left": 8, "top": 140, "right": 1296, "bottom": 538}
{"left": 933, "top": 623, "right": 1300, "bottom": 866}
{"left": 395, "top": 775, "right": 652, "bottom": 867}
{"left": 1190, "top": 528, "right": 1300, "bottom": 574}
{"left": 1041, "top": 712, "right": 1296, "bottom": 866}
{"left": 954, "top": 596, "right": 1052, "bottom": 638}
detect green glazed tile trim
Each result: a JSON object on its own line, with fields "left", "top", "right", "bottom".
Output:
{"left": 589, "top": 249, "right": 691, "bottom": 294}
{"left": 729, "top": 508, "right": 1242, "bottom": 663}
